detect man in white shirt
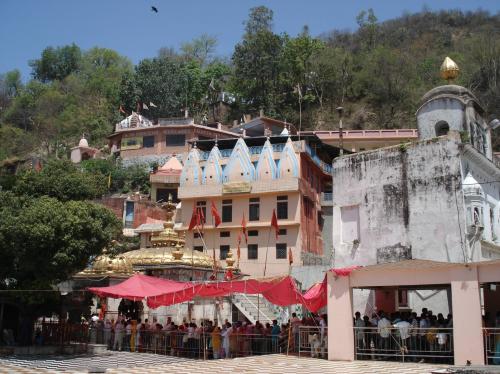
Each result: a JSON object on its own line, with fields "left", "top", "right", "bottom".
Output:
{"left": 394, "top": 317, "right": 411, "bottom": 356}
{"left": 377, "top": 313, "right": 392, "bottom": 355}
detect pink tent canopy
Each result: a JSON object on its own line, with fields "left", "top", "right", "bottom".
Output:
{"left": 88, "top": 274, "right": 192, "bottom": 301}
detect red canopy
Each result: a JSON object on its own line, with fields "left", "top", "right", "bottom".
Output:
{"left": 88, "top": 274, "right": 192, "bottom": 301}
{"left": 146, "top": 276, "right": 303, "bottom": 309}
{"left": 301, "top": 278, "right": 327, "bottom": 313}
{"left": 88, "top": 267, "right": 361, "bottom": 311}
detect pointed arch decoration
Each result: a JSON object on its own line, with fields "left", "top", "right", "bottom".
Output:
{"left": 223, "top": 138, "right": 255, "bottom": 183}
{"left": 277, "top": 138, "right": 299, "bottom": 178}
{"left": 180, "top": 146, "right": 202, "bottom": 186}
{"left": 255, "top": 139, "right": 277, "bottom": 180}
{"left": 202, "top": 145, "right": 223, "bottom": 185}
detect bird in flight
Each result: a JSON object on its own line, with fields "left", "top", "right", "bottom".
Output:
{"left": 151, "top": 6, "right": 158, "bottom": 13}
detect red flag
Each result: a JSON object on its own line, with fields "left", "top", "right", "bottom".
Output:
{"left": 288, "top": 247, "right": 293, "bottom": 266}
{"left": 271, "top": 209, "right": 279, "bottom": 239}
{"left": 241, "top": 214, "right": 248, "bottom": 243}
{"left": 188, "top": 206, "right": 198, "bottom": 231}
{"left": 197, "top": 207, "right": 205, "bottom": 231}
{"left": 119, "top": 105, "right": 127, "bottom": 115}
{"left": 210, "top": 201, "right": 221, "bottom": 227}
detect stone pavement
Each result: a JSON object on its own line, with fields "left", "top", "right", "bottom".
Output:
{"left": 0, "top": 352, "right": 452, "bottom": 374}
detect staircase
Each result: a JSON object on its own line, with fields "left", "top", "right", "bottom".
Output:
{"left": 232, "top": 294, "right": 280, "bottom": 324}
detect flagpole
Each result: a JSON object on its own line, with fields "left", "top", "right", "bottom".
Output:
{"left": 263, "top": 224, "right": 272, "bottom": 277}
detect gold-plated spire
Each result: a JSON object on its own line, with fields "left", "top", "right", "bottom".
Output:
{"left": 122, "top": 195, "right": 217, "bottom": 269}
{"left": 440, "top": 57, "right": 460, "bottom": 83}
{"left": 225, "top": 249, "right": 235, "bottom": 269}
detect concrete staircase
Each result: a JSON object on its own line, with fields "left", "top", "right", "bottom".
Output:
{"left": 232, "top": 294, "right": 279, "bottom": 324}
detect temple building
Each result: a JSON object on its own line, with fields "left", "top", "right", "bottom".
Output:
{"left": 177, "top": 134, "right": 341, "bottom": 289}
{"left": 107, "top": 113, "right": 236, "bottom": 167}
{"left": 330, "top": 57, "right": 500, "bottom": 314}
{"left": 75, "top": 197, "right": 235, "bottom": 324}
{"left": 70, "top": 135, "right": 100, "bottom": 163}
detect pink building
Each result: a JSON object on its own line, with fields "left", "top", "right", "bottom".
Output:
{"left": 177, "top": 135, "right": 338, "bottom": 278}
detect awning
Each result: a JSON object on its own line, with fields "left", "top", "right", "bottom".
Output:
{"left": 88, "top": 273, "right": 192, "bottom": 301}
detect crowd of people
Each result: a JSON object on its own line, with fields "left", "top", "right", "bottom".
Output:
{"left": 353, "top": 308, "right": 454, "bottom": 363}
{"left": 87, "top": 313, "right": 326, "bottom": 359}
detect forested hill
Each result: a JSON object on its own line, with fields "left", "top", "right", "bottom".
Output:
{"left": 1, "top": 7, "right": 500, "bottom": 162}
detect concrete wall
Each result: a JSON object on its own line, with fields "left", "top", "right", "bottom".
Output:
{"left": 332, "top": 136, "right": 465, "bottom": 268}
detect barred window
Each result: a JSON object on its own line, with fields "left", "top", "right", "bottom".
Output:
{"left": 277, "top": 195, "right": 288, "bottom": 219}
{"left": 220, "top": 231, "right": 230, "bottom": 238}
{"left": 276, "top": 243, "right": 287, "bottom": 260}
{"left": 248, "top": 230, "right": 258, "bottom": 237}
{"left": 248, "top": 244, "right": 258, "bottom": 260}
{"left": 249, "top": 198, "right": 260, "bottom": 221}
{"left": 222, "top": 199, "right": 232, "bottom": 222}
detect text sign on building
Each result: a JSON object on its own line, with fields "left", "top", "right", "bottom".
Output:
{"left": 222, "top": 182, "right": 252, "bottom": 194}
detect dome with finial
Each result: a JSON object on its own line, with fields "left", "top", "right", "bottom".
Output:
{"left": 78, "top": 135, "right": 89, "bottom": 148}
{"left": 75, "top": 248, "right": 133, "bottom": 278}
{"left": 122, "top": 195, "right": 217, "bottom": 269}
{"left": 440, "top": 57, "right": 460, "bottom": 82}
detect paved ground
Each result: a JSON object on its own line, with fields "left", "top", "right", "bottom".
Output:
{"left": 0, "top": 352, "right": 453, "bottom": 374}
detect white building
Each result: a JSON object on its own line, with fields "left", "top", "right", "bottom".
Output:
{"left": 331, "top": 81, "right": 500, "bottom": 315}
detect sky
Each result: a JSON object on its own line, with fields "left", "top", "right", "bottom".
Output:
{"left": 1, "top": 0, "right": 500, "bottom": 80}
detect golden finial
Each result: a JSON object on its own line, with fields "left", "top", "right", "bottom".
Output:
{"left": 225, "top": 249, "right": 235, "bottom": 269}
{"left": 440, "top": 57, "right": 460, "bottom": 83}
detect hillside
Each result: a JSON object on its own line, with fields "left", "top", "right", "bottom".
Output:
{"left": 1, "top": 7, "right": 500, "bottom": 163}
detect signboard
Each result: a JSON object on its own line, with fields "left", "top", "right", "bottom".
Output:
{"left": 222, "top": 182, "right": 252, "bottom": 194}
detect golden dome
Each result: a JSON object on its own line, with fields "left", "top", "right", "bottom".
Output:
{"left": 440, "top": 57, "right": 459, "bottom": 82}
{"left": 76, "top": 249, "right": 133, "bottom": 278}
{"left": 122, "top": 246, "right": 216, "bottom": 268}
{"left": 122, "top": 195, "right": 217, "bottom": 269}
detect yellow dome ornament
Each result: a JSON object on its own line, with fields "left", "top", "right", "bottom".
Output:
{"left": 440, "top": 57, "right": 460, "bottom": 83}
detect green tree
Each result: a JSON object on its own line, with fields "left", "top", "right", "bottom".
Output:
{"left": 13, "top": 159, "right": 107, "bottom": 201}
{"left": 181, "top": 34, "right": 218, "bottom": 66}
{"left": 29, "top": 44, "right": 82, "bottom": 82}
{"left": 0, "top": 191, "right": 121, "bottom": 340}
{"left": 244, "top": 6, "right": 274, "bottom": 36}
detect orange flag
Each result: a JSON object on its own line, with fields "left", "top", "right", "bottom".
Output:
{"left": 271, "top": 209, "right": 279, "bottom": 239}
{"left": 188, "top": 206, "right": 198, "bottom": 231}
{"left": 211, "top": 201, "right": 221, "bottom": 227}
{"left": 241, "top": 214, "right": 248, "bottom": 243}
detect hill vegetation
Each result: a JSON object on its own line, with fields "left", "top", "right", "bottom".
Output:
{"left": 2, "top": 6, "right": 500, "bottom": 162}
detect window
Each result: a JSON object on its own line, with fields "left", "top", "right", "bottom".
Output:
{"left": 166, "top": 134, "right": 186, "bottom": 146}
{"left": 277, "top": 195, "right": 288, "bottom": 219}
{"left": 222, "top": 199, "right": 232, "bottom": 222}
{"left": 276, "top": 243, "right": 287, "bottom": 259}
{"left": 278, "top": 229, "right": 287, "bottom": 236}
{"left": 249, "top": 198, "right": 260, "bottom": 221}
{"left": 196, "top": 201, "right": 206, "bottom": 220}
{"left": 220, "top": 245, "right": 230, "bottom": 260}
{"left": 435, "top": 121, "right": 450, "bottom": 137}
{"left": 194, "top": 246, "right": 204, "bottom": 252}
{"left": 341, "top": 205, "right": 360, "bottom": 243}
{"left": 248, "top": 244, "right": 258, "bottom": 260}
{"left": 248, "top": 230, "right": 258, "bottom": 237}
{"left": 121, "top": 137, "right": 142, "bottom": 150}
{"left": 143, "top": 135, "right": 155, "bottom": 148}
{"left": 220, "top": 231, "right": 230, "bottom": 238}
{"left": 397, "top": 289, "right": 409, "bottom": 308}
{"left": 194, "top": 232, "right": 204, "bottom": 239}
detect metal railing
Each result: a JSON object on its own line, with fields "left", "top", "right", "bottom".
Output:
{"left": 353, "top": 327, "right": 454, "bottom": 363}
{"left": 484, "top": 328, "right": 500, "bottom": 365}
{"left": 298, "top": 326, "right": 328, "bottom": 359}
{"left": 33, "top": 321, "right": 90, "bottom": 346}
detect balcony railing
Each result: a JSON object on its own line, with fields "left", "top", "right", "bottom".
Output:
{"left": 322, "top": 192, "right": 333, "bottom": 201}
{"left": 199, "top": 141, "right": 332, "bottom": 174}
